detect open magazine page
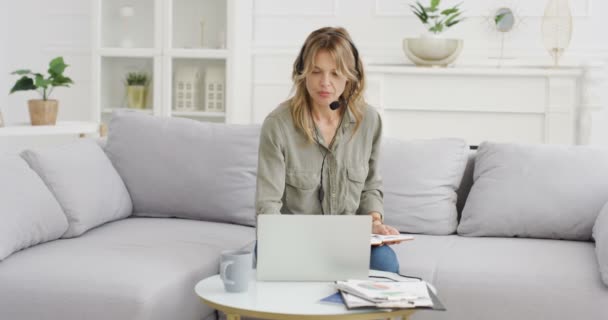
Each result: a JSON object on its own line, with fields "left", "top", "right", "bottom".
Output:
{"left": 322, "top": 271, "right": 446, "bottom": 311}
{"left": 335, "top": 280, "right": 432, "bottom": 305}
{"left": 370, "top": 234, "right": 414, "bottom": 245}
{"left": 339, "top": 291, "right": 385, "bottom": 309}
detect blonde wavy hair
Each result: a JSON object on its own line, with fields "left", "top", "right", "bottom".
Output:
{"left": 288, "top": 27, "right": 366, "bottom": 143}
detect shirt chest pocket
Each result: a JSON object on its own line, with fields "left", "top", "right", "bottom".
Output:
{"left": 343, "top": 167, "right": 368, "bottom": 214}
{"left": 285, "top": 172, "right": 321, "bottom": 214}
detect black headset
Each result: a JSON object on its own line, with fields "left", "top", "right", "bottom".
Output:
{"left": 294, "top": 31, "right": 361, "bottom": 78}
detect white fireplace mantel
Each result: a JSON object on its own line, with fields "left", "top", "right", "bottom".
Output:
{"left": 366, "top": 64, "right": 606, "bottom": 146}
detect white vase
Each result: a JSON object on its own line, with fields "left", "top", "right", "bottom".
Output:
{"left": 402, "top": 35, "right": 463, "bottom": 67}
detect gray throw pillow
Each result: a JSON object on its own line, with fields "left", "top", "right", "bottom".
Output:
{"left": 458, "top": 142, "right": 608, "bottom": 240}
{"left": 104, "top": 111, "right": 260, "bottom": 226}
{"left": 21, "top": 139, "right": 132, "bottom": 238}
{"left": 593, "top": 201, "right": 608, "bottom": 286}
{"left": 0, "top": 155, "right": 67, "bottom": 260}
{"left": 380, "top": 138, "right": 468, "bottom": 234}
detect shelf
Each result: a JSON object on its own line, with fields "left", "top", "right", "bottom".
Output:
{"left": 172, "top": 111, "right": 225, "bottom": 117}
{"left": 93, "top": 0, "right": 243, "bottom": 126}
{"left": 98, "top": 48, "right": 227, "bottom": 58}
{"left": 0, "top": 122, "right": 99, "bottom": 137}
{"left": 98, "top": 48, "right": 160, "bottom": 57}
{"left": 102, "top": 108, "right": 154, "bottom": 114}
{"left": 167, "top": 49, "right": 228, "bottom": 59}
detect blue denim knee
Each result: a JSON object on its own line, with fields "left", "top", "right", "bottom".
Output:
{"left": 370, "top": 245, "right": 400, "bottom": 273}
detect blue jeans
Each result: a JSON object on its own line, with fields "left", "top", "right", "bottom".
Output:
{"left": 254, "top": 242, "right": 400, "bottom": 273}
{"left": 370, "top": 245, "right": 400, "bottom": 273}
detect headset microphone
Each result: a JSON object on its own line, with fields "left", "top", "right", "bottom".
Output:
{"left": 329, "top": 101, "right": 340, "bottom": 110}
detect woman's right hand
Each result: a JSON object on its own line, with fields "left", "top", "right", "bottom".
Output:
{"left": 372, "top": 222, "right": 399, "bottom": 235}
{"left": 372, "top": 222, "right": 402, "bottom": 245}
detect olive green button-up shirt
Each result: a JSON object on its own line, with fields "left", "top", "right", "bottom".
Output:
{"left": 255, "top": 102, "right": 384, "bottom": 217}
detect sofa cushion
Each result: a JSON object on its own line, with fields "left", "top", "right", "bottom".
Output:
{"left": 0, "top": 155, "right": 68, "bottom": 261}
{"left": 593, "top": 201, "right": 608, "bottom": 286}
{"left": 393, "top": 235, "right": 608, "bottom": 320}
{"left": 21, "top": 139, "right": 132, "bottom": 238}
{"left": 104, "top": 111, "right": 260, "bottom": 226}
{"left": 380, "top": 138, "right": 468, "bottom": 234}
{"left": 0, "top": 217, "right": 255, "bottom": 320}
{"left": 458, "top": 142, "right": 608, "bottom": 241}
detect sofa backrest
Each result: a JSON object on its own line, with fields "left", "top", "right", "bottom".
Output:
{"left": 103, "top": 112, "right": 472, "bottom": 232}
{"left": 458, "top": 142, "right": 608, "bottom": 241}
{"left": 21, "top": 139, "right": 132, "bottom": 238}
{"left": 0, "top": 155, "right": 68, "bottom": 260}
{"left": 380, "top": 137, "right": 469, "bottom": 235}
{"left": 104, "top": 111, "right": 260, "bottom": 227}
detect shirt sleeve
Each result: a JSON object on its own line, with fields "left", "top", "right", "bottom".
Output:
{"left": 357, "top": 111, "right": 384, "bottom": 217}
{"left": 255, "top": 116, "right": 286, "bottom": 215}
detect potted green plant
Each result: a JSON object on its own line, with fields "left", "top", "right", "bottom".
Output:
{"left": 403, "top": 0, "right": 465, "bottom": 67}
{"left": 9, "top": 57, "right": 73, "bottom": 125}
{"left": 124, "top": 72, "right": 149, "bottom": 109}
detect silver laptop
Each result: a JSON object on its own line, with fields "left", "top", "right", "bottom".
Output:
{"left": 256, "top": 215, "right": 371, "bottom": 281}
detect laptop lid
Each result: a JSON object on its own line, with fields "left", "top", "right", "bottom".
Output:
{"left": 256, "top": 215, "right": 371, "bottom": 281}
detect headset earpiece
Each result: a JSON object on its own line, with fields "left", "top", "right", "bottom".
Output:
{"left": 295, "top": 44, "right": 307, "bottom": 75}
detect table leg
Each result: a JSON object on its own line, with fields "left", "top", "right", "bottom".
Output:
{"left": 226, "top": 314, "right": 241, "bottom": 320}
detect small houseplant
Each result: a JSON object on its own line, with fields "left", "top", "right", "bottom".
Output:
{"left": 124, "top": 72, "right": 149, "bottom": 109}
{"left": 410, "top": 0, "right": 463, "bottom": 35}
{"left": 403, "top": 0, "right": 465, "bottom": 67}
{"left": 9, "top": 57, "right": 73, "bottom": 125}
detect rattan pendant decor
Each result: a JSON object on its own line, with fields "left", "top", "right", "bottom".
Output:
{"left": 541, "top": 0, "right": 573, "bottom": 67}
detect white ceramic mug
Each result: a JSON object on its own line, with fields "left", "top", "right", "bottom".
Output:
{"left": 219, "top": 250, "right": 253, "bottom": 292}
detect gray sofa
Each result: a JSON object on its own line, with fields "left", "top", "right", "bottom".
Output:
{"left": 1, "top": 111, "right": 607, "bottom": 320}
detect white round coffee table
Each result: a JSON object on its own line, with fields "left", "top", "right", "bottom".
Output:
{"left": 195, "top": 273, "right": 415, "bottom": 320}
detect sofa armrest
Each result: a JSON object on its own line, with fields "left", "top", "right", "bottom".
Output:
{"left": 593, "top": 201, "right": 608, "bottom": 286}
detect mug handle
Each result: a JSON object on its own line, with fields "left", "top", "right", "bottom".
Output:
{"left": 220, "top": 261, "right": 235, "bottom": 285}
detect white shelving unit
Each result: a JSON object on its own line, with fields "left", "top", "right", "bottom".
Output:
{"left": 91, "top": 0, "right": 253, "bottom": 127}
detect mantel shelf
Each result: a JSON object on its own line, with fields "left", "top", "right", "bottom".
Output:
{"left": 367, "top": 64, "right": 585, "bottom": 77}
{"left": 0, "top": 121, "right": 99, "bottom": 137}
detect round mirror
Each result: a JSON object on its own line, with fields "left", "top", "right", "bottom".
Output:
{"left": 494, "top": 8, "right": 515, "bottom": 32}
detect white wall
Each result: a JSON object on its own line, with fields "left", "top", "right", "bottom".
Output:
{"left": 0, "top": 0, "right": 91, "bottom": 125}
{"left": 251, "top": 0, "right": 608, "bottom": 124}
{"left": 1, "top": 0, "right": 606, "bottom": 143}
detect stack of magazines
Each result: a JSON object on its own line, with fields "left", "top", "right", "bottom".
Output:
{"left": 334, "top": 279, "right": 434, "bottom": 309}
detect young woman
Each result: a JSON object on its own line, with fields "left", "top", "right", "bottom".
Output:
{"left": 255, "top": 27, "right": 402, "bottom": 272}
